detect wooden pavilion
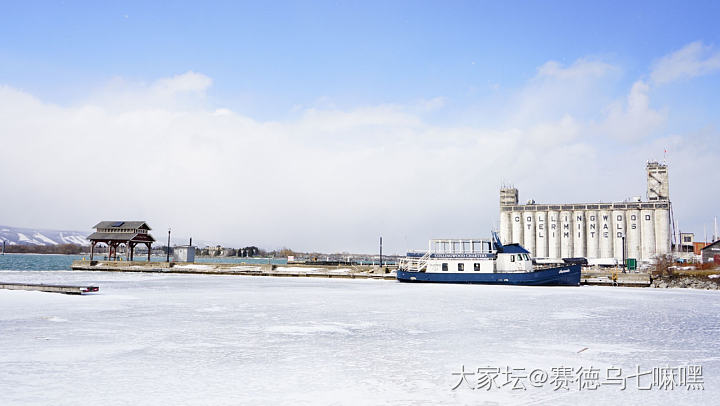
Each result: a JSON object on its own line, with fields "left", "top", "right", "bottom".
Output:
{"left": 87, "top": 221, "right": 155, "bottom": 261}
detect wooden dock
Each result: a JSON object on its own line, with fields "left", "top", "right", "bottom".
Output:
{"left": 0, "top": 282, "right": 99, "bottom": 295}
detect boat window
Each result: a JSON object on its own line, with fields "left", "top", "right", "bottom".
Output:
{"left": 442, "top": 263, "right": 448, "bottom": 272}
{"left": 474, "top": 263, "right": 480, "bottom": 271}
{"left": 458, "top": 263, "right": 464, "bottom": 272}
{"left": 452, "top": 241, "right": 461, "bottom": 253}
{"left": 462, "top": 241, "right": 470, "bottom": 253}
{"left": 510, "top": 255, "right": 515, "bottom": 262}
{"left": 484, "top": 241, "right": 492, "bottom": 252}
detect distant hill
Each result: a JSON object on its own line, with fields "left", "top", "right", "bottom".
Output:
{"left": 0, "top": 225, "right": 90, "bottom": 246}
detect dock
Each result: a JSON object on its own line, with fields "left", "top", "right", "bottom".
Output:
{"left": 580, "top": 269, "right": 651, "bottom": 287}
{"left": 71, "top": 260, "right": 397, "bottom": 280}
{"left": 70, "top": 260, "right": 651, "bottom": 286}
{"left": 0, "top": 282, "right": 99, "bottom": 295}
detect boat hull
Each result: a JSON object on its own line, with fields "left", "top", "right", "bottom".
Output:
{"left": 396, "top": 264, "right": 581, "bottom": 286}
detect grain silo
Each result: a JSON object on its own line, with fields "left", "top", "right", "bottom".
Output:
{"left": 655, "top": 208, "right": 671, "bottom": 255}
{"left": 586, "top": 210, "right": 599, "bottom": 258}
{"left": 547, "top": 210, "right": 561, "bottom": 259}
{"left": 573, "top": 210, "right": 586, "bottom": 258}
{"left": 626, "top": 208, "right": 641, "bottom": 260}
{"left": 534, "top": 211, "right": 548, "bottom": 258}
{"left": 498, "top": 162, "right": 671, "bottom": 263}
{"left": 523, "top": 211, "right": 536, "bottom": 255}
{"left": 560, "top": 210, "right": 573, "bottom": 258}
{"left": 511, "top": 210, "right": 523, "bottom": 245}
{"left": 598, "top": 208, "right": 614, "bottom": 258}
{"left": 640, "top": 209, "right": 656, "bottom": 260}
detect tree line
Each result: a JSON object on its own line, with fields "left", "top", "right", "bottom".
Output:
{"left": 3, "top": 243, "right": 87, "bottom": 255}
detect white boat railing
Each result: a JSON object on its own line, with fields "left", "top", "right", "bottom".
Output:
{"left": 400, "top": 251, "right": 431, "bottom": 272}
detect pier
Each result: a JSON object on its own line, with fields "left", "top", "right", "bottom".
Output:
{"left": 70, "top": 260, "right": 651, "bottom": 286}
{"left": 0, "top": 282, "right": 99, "bottom": 295}
{"left": 71, "top": 260, "right": 397, "bottom": 280}
{"left": 580, "top": 269, "right": 651, "bottom": 287}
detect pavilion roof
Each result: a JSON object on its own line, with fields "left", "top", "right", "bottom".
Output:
{"left": 87, "top": 232, "right": 156, "bottom": 243}
{"left": 92, "top": 221, "right": 152, "bottom": 230}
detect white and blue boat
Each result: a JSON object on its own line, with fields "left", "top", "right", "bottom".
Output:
{"left": 396, "top": 233, "right": 580, "bottom": 286}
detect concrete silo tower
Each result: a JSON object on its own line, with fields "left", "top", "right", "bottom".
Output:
{"left": 499, "top": 187, "right": 518, "bottom": 245}
{"left": 647, "top": 161, "right": 669, "bottom": 201}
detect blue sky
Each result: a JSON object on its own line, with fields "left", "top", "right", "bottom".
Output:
{"left": 1, "top": 1, "right": 719, "bottom": 252}
{"left": 3, "top": 1, "right": 718, "bottom": 116}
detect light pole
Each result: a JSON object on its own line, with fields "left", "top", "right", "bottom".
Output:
{"left": 166, "top": 227, "right": 171, "bottom": 262}
{"left": 621, "top": 234, "right": 626, "bottom": 273}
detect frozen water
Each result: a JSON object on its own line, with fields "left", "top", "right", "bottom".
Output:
{"left": 0, "top": 270, "right": 719, "bottom": 405}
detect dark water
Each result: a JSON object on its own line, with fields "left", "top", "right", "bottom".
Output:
{"left": 0, "top": 254, "right": 85, "bottom": 270}
{"left": 0, "top": 253, "right": 287, "bottom": 271}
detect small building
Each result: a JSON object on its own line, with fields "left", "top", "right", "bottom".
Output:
{"left": 679, "top": 232, "right": 695, "bottom": 253}
{"left": 87, "top": 221, "right": 155, "bottom": 261}
{"left": 694, "top": 242, "right": 709, "bottom": 255}
{"left": 173, "top": 245, "right": 196, "bottom": 263}
{"left": 701, "top": 240, "right": 720, "bottom": 264}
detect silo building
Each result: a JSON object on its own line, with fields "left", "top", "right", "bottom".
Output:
{"left": 499, "top": 162, "right": 671, "bottom": 262}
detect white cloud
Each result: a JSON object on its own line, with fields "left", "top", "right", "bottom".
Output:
{"left": 535, "top": 58, "right": 616, "bottom": 81}
{"left": 650, "top": 41, "right": 720, "bottom": 85}
{"left": 598, "top": 80, "right": 666, "bottom": 141}
{"left": 0, "top": 58, "right": 716, "bottom": 253}
{"left": 0, "top": 74, "right": 602, "bottom": 253}
{"left": 511, "top": 58, "right": 620, "bottom": 126}
{"left": 152, "top": 71, "right": 213, "bottom": 94}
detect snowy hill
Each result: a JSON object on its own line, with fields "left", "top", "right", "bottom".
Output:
{"left": 0, "top": 225, "right": 90, "bottom": 246}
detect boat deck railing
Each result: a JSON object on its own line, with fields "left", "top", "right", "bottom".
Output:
{"left": 399, "top": 251, "right": 431, "bottom": 272}
{"left": 427, "top": 238, "right": 495, "bottom": 255}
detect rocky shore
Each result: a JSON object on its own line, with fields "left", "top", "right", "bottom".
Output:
{"left": 650, "top": 275, "right": 720, "bottom": 290}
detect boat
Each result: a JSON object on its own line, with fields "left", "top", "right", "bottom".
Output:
{"left": 396, "top": 233, "right": 580, "bottom": 286}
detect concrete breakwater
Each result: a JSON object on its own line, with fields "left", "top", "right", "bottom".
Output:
{"left": 71, "top": 260, "right": 397, "bottom": 280}
{"left": 68, "top": 260, "right": 668, "bottom": 287}
{"left": 580, "top": 269, "right": 651, "bottom": 287}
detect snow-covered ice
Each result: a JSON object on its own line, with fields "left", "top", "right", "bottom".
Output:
{"left": 0, "top": 270, "right": 718, "bottom": 405}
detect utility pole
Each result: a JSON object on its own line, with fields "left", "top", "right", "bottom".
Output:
{"left": 166, "top": 228, "right": 171, "bottom": 262}
{"left": 379, "top": 236, "right": 383, "bottom": 268}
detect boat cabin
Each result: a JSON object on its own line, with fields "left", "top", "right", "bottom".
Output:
{"left": 404, "top": 237, "right": 533, "bottom": 273}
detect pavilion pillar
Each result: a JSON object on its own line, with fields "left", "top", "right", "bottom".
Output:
{"left": 90, "top": 241, "right": 96, "bottom": 261}
{"left": 146, "top": 242, "right": 152, "bottom": 261}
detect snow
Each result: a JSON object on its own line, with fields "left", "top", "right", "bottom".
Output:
{"left": 33, "top": 233, "right": 59, "bottom": 245}
{"left": 173, "top": 264, "right": 213, "bottom": 270}
{"left": 0, "top": 271, "right": 718, "bottom": 405}
{"left": 59, "top": 233, "right": 90, "bottom": 246}
{"left": 709, "top": 274, "right": 719, "bottom": 279}
{"left": 0, "top": 226, "right": 89, "bottom": 247}
{"left": 16, "top": 232, "right": 43, "bottom": 245}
